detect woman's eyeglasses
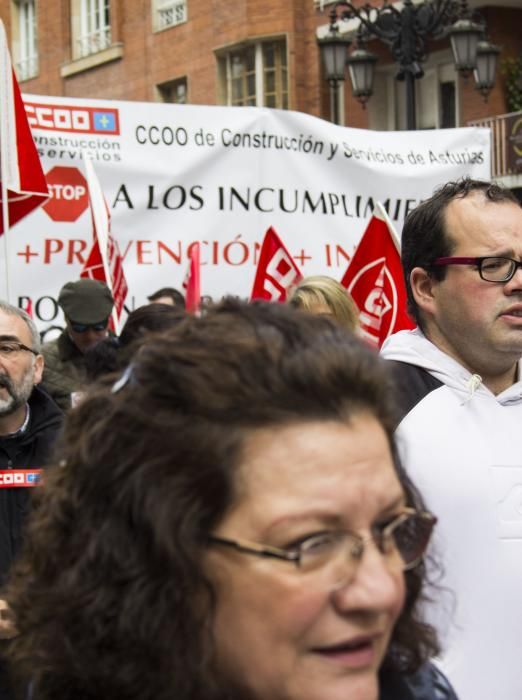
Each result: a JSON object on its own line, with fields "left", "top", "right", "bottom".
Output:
{"left": 208, "top": 507, "right": 436, "bottom": 587}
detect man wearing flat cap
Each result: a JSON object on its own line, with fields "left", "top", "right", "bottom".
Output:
{"left": 41, "top": 279, "right": 114, "bottom": 410}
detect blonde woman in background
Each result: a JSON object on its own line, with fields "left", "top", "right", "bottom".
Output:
{"left": 288, "top": 275, "right": 360, "bottom": 332}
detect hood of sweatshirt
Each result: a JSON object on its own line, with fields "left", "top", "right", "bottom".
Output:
{"left": 380, "top": 328, "right": 522, "bottom": 406}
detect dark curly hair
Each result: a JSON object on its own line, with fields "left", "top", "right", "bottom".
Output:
{"left": 84, "top": 303, "right": 185, "bottom": 380}
{"left": 5, "top": 299, "right": 438, "bottom": 700}
{"left": 402, "top": 177, "right": 520, "bottom": 330}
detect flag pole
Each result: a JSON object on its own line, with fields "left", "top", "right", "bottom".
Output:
{"left": 83, "top": 154, "right": 125, "bottom": 335}
{"left": 110, "top": 305, "right": 121, "bottom": 335}
{"left": 0, "top": 19, "right": 48, "bottom": 304}
{"left": 375, "top": 201, "right": 402, "bottom": 252}
{"left": 0, "top": 20, "right": 10, "bottom": 302}
{"left": 1, "top": 169, "right": 11, "bottom": 303}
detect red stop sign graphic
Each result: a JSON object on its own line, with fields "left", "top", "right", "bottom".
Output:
{"left": 42, "top": 166, "right": 89, "bottom": 222}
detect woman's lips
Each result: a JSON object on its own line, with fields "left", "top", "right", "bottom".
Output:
{"left": 312, "top": 636, "right": 378, "bottom": 669}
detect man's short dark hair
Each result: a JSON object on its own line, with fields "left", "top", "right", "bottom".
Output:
{"left": 401, "top": 177, "right": 520, "bottom": 329}
{"left": 147, "top": 287, "right": 185, "bottom": 309}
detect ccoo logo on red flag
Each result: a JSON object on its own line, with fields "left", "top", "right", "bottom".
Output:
{"left": 340, "top": 202, "right": 414, "bottom": 347}
{"left": 251, "top": 227, "right": 302, "bottom": 302}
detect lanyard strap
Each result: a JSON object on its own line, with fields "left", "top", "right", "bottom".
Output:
{"left": 0, "top": 470, "right": 43, "bottom": 488}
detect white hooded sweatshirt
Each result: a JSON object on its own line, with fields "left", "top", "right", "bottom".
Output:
{"left": 381, "top": 328, "right": 522, "bottom": 700}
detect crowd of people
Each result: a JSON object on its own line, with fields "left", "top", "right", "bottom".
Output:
{"left": 0, "top": 176, "right": 520, "bottom": 700}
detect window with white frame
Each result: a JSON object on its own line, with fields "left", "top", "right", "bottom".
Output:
{"left": 154, "top": 0, "right": 187, "bottom": 31}
{"left": 11, "top": 0, "right": 38, "bottom": 81}
{"left": 217, "top": 39, "right": 288, "bottom": 109}
{"left": 73, "top": 0, "right": 111, "bottom": 59}
{"left": 368, "top": 51, "right": 458, "bottom": 131}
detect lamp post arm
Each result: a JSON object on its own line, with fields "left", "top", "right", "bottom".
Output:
{"left": 417, "top": 0, "right": 458, "bottom": 37}
{"left": 331, "top": 0, "right": 462, "bottom": 65}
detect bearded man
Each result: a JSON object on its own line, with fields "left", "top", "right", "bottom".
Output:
{"left": 0, "top": 303, "right": 63, "bottom": 631}
{"left": 0, "top": 302, "right": 62, "bottom": 699}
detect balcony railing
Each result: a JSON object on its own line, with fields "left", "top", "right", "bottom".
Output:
{"left": 468, "top": 111, "right": 522, "bottom": 179}
{"left": 16, "top": 55, "right": 38, "bottom": 82}
{"left": 158, "top": 1, "right": 187, "bottom": 29}
{"left": 77, "top": 27, "right": 112, "bottom": 59}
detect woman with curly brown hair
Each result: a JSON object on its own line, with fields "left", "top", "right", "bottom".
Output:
{"left": 5, "top": 300, "right": 455, "bottom": 700}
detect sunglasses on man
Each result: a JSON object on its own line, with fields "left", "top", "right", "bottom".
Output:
{"left": 69, "top": 319, "right": 109, "bottom": 333}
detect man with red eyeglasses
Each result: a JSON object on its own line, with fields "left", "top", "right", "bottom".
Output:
{"left": 42, "top": 279, "right": 114, "bottom": 410}
{"left": 380, "top": 177, "right": 522, "bottom": 700}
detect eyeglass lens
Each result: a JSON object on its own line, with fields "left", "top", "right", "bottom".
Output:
{"left": 0, "top": 342, "right": 34, "bottom": 358}
{"left": 297, "top": 513, "right": 433, "bottom": 588}
{"left": 480, "top": 257, "right": 520, "bottom": 282}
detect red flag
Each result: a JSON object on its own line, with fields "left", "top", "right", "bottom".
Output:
{"left": 0, "top": 20, "right": 48, "bottom": 235}
{"left": 24, "top": 298, "right": 33, "bottom": 318}
{"left": 80, "top": 158, "right": 128, "bottom": 334}
{"left": 251, "top": 227, "right": 302, "bottom": 302}
{"left": 182, "top": 242, "right": 201, "bottom": 314}
{"left": 340, "top": 202, "right": 414, "bottom": 348}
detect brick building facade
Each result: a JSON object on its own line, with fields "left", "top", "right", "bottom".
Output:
{"left": 1, "top": 0, "right": 521, "bottom": 133}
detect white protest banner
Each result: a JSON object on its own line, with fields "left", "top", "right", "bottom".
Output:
{"left": 2, "top": 93, "right": 490, "bottom": 331}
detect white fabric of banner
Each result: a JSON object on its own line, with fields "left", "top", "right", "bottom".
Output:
{"left": 4, "top": 93, "right": 491, "bottom": 330}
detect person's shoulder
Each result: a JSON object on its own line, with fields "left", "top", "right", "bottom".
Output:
{"left": 41, "top": 334, "right": 69, "bottom": 366}
{"left": 405, "top": 663, "right": 459, "bottom": 700}
{"left": 41, "top": 336, "right": 59, "bottom": 357}
{"left": 30, "top": 386, "right": 64, "bottom": 423}
{"left": 380, "top": 662, "right": 459, "bottom": 700}
{"left": 385, "top": 360, "right": 444, "bottom": 427}
{"left": 43, "top": 332, "right": 82, "bottom": 368}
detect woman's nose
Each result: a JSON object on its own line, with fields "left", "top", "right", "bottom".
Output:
{"left": 330, "top": 544, "right": 405, "bottom": 615}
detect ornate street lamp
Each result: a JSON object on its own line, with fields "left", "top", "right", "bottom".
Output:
{"left": 474, "top": 39, "right": 501, "bottom": 101}
{"left": 447, "top": 14, "right": 483, "bottom": 76}
{"left": 317, "top": 0, "right": 499, "bottom": 130}
{"left": 317, "top": 21, "right": 353, "bottom": 123}
{"left": 346, "top": 39, "right": 378, "bottom": 106}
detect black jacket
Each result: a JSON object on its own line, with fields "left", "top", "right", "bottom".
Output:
{"left": 381, "top": 662, "right": 459, "bottom": 699}
{"left": 0, "top": 387, "right": 63, "bottom": 584}
{"left": 385, "top": 360, "right": 444, "bottom": 429}
{"left": 41, "top": 331, "right": 87, "bottom": 411}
